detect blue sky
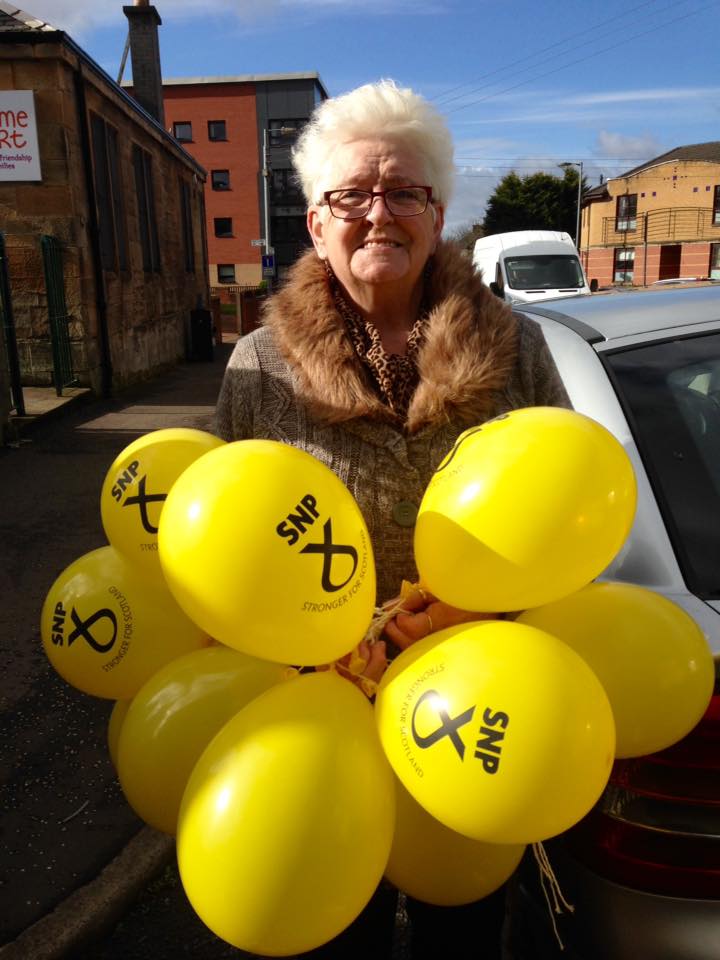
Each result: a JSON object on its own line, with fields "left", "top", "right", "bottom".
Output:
{"left": 24, "top": 0, "right": 720, "bottom": 231}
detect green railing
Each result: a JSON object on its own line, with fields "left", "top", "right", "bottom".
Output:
{"left": 41, "top": 235, "right": 78, "bottom": 396}
{"left": 0, "top": 232, "right": 25, "bottom": 416}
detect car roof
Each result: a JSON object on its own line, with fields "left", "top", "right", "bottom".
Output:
{"left": 520, "top": 286, "right": 720, "bottom": 344}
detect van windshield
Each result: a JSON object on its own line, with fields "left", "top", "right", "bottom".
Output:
{"left": 505, "top": 255, "right": 585, "bottom": 290}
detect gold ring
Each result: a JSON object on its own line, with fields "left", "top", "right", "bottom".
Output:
{"left": 425, "top": 611, "right": 434, "bottom": 634}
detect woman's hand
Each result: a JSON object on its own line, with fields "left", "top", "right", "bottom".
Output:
{"left": 319, "top": 639, "right": 388, "bottom": 697}
{"left": 383, "top": 585, "right": 499, "bottom": 652}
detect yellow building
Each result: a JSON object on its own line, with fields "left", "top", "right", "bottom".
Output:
{"left": 580, "top": 142, "right": 720, "bottom": 287}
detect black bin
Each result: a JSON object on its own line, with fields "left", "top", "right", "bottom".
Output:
{"left": 189, "top": 308, "right": 214, "bottom": 362}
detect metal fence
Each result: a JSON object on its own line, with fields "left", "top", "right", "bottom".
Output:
{"left": 41, "top": 235, "right": 78, "bottom": 396}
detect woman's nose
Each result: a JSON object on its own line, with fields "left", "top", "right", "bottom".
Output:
{"left": 364, "top": 194, "right": 393, "bottom": 225}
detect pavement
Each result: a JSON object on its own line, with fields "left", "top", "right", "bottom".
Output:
{"left": 0, "top": 333, "right": 238, "bottom": 959}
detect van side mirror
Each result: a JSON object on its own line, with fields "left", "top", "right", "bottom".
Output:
{"left": 590, "top": 278, "right": 599, "bottom": 293}
{"left": 489, "top": 281, "right": 503, "bottom": 299}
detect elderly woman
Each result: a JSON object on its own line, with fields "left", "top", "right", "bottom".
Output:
{"left": 215, "top": 80, "right": 568, "bottom": 959}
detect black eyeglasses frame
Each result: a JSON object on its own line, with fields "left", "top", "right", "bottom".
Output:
{"left": 320, "top": 185, "right": 434, "bottom": 220}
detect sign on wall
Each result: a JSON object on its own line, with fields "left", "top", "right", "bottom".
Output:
{"left": 0, "top": 90, "right": 42, "bottom": 181}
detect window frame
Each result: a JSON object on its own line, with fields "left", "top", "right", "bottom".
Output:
{"left": 217, "top": 263, "right": 236, "bottom": 284}
{"left": 713, "top": 185, "right": 720, "bottom": 226}
{"left": 179, "top": 178, "right": 195, "bottom": 273}
{"left": 214, "top": 217, "right": 233, "bottom": 238}
{"left": 613, "top": 246, "right": 635, "bottom": 283}
{"left": 89, "top": 112, "right": 128, "bottom": 273}
{"left": 173, "top": 121, "right": 193, "bottom": 143}
{"left": 710, "top": 242, "right": 720, "bottom": 280}
{"left": 615, "top": 193, "right": 638, "bottom": 232}
{"left": 211, "top": 169, "right": 231, "bottom": 191}
{"left": 132, "top": 143, "right": 161, "bottom": 273}
{"left": 207, "top": 120, "right": 227, "bottom": 142}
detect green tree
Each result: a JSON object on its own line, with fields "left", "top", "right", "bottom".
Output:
{"left": 483, "top": 167, "right": 585, "bottom": 237}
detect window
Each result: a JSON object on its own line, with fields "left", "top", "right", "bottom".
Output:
{"left": 269, "top": 119, "right": 303, "bottom": 145}
{"left": 270, "top": 215, "right": 309, "bottom": 245}
{"left": 713, "top": 186, "right": 720, "bottom": 226}
{"left": 214, "top": 217, "right": 233, "bottom": 238}
{"left": 613, "top": 247, "right": 634, "bottom": 283}
{"left": 270, "top": 168, "right": 304, "bottom": 205}
{"left": 710, "top": 243, "right": 720, "bottom": 280}
{"left": 217, "top": 264, "right": 236, "bottom": 283}
{"left": 173, "top": 121, "right": 192, "bottom": 142}
{"left": 179, "top": 179, "right": 194, "bottom": 272}
{"left": 208, "top": 120, "right": 227, "bottom": 141}
{"left": 615, "top": 194, "right": 637, "bottom": 231}
{"left": 90, "top": 112, "right": 127, "bottom": 272}
{"left": 132, "top": 144, "right": 161, "bottom": 272}
{"left": 504, "top": 254, "right": 585, "bottom": 290}
{"left": 607, "top": 333, "right": 720, "bottom": 597}
{"left": 211, "top": 169, "right": 231, "bottom": 191}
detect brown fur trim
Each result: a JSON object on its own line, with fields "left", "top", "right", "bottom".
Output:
{"left": 262, "top": 240, "right": 519, "bottom": 433}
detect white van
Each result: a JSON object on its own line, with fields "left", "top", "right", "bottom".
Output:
{"left": 472, "top": 230, "right": 592, "bottom": 304}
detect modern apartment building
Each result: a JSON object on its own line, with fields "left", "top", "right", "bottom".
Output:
{"left": 580, "top": 143, "right": 720, "bottom": 287}
{"left": 161, "top": 73, "right": 328, "bottom": 292}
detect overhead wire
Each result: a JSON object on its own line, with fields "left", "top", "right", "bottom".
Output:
{"left": 431, "top": 0, "right": 674, "bottom": 108}
{"left": 443, "top": 1, "right": 714, "bottom": 116}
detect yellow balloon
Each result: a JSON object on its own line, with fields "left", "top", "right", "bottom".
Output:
{"left": 158, "top": 440, "right": 376, "bottom": 665}
{"left": 40, "top": 546, "right": 207, "bottom": 699}
{"left": 100, "top": 428, "right": 225, "bottom": 574}
{"left": 414, "top": 407, "right": 637, "bottom": 611}
{"left": 117, "top": 646, "right": 289, "bottom": 834}
{"left": 177, "top": 671, "right": 395, "bottom": 956}
{"left": 385, "top": 777, "right": 525, "bottom": 906}
{"left": 518, "top": 582, "right": 715, "bottom": 758}
{"left": 107, "top": 699, "right": 131, "bottom": 769}
{"left": 376, "top": 620, "right": 615, "bottom": 844}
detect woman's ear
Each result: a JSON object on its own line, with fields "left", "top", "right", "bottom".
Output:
{"left": 431, "top": 204, "right": 445, "bottom": 252}
{"left": 307, "top": 206, "right": 327, "bottom": 259}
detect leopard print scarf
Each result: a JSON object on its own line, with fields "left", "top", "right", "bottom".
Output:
{"left": 324, "top": 261, "right": 428, "bottom": 420}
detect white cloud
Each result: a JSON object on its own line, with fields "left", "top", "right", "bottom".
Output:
{"left": 594, "top": 130, "right": 664, "bottom": 160}
{"left": 564, "top": 87, "right": 720, "bottom": 106}
{"left": 22, "top": 0, "right": 443, "bottom": 34}
{"left": 19, "top": 0, "right": 262, "bottom": 33}
{"left": 444, "top": 165, "right": 501, "bottom": 233}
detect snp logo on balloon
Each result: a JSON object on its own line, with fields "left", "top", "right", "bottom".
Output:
{"left": 410, "top": 689, "right": 510, "bottom": 775}
{"left": 276, "top": 492, "right": 364, "bottom": 596}
{"left": 110, "top": 459, "right": 167, "bottom": 538}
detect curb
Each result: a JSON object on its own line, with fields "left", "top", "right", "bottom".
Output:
{"left": 0, "top": 827, "right": 175, "bottom": 960}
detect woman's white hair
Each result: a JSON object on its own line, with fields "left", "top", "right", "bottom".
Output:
{"left": 292, "top": 79, "right": 455, "bottom": 207}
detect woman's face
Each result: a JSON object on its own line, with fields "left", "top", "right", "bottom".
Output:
{"left": 307, "top": 138, "right": 444, "bottom": 302}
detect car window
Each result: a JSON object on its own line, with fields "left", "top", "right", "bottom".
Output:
{"left": 606, "top": 333, "right": 720, "bottom": 599}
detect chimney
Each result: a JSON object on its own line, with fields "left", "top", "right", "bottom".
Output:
{"left": 123, "top": 0, "right": 165, "bottom": 126}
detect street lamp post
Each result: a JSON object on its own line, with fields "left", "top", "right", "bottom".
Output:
{"left": 559, "top": 160, "right": 584, "bottom": 249}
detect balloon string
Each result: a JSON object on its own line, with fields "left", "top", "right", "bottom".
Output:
{"left": 329, "top": 581, "right": 419, "bottom": 699}
{"left": 531, "top": 841, "right": 574, "bottom": 951}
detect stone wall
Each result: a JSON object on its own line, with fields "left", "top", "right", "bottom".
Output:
{"left": 0, "top": 36, "right": 209, "bottom": 402}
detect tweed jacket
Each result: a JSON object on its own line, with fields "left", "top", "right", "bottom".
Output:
{"left": 215, "top": 241, "right": 570, "bottom": 603}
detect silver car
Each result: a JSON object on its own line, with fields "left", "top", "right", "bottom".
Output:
{"left": 506, "top": 286, "right": 720, "bottom": 960}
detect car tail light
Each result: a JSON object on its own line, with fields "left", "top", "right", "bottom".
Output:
{"left": 566, "top": 681, "right": 720, "bottom": 898}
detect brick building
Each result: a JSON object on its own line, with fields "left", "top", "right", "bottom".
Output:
{"left": 580, "top": 143, "right": 720, "bottom": 287}
{"left": 0, "top": 3, "right": 210, "bottom": 442}
{"left": 160, "top": 73, "right": 328, "bottom": 292}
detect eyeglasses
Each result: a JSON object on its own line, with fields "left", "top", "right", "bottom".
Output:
{"left": 321, "top": 186, "right": 433, "bottom": 220}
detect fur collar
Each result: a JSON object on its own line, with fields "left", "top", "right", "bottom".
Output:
{"left": 262, "top": 240, "right": 519, "bottom": 434}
